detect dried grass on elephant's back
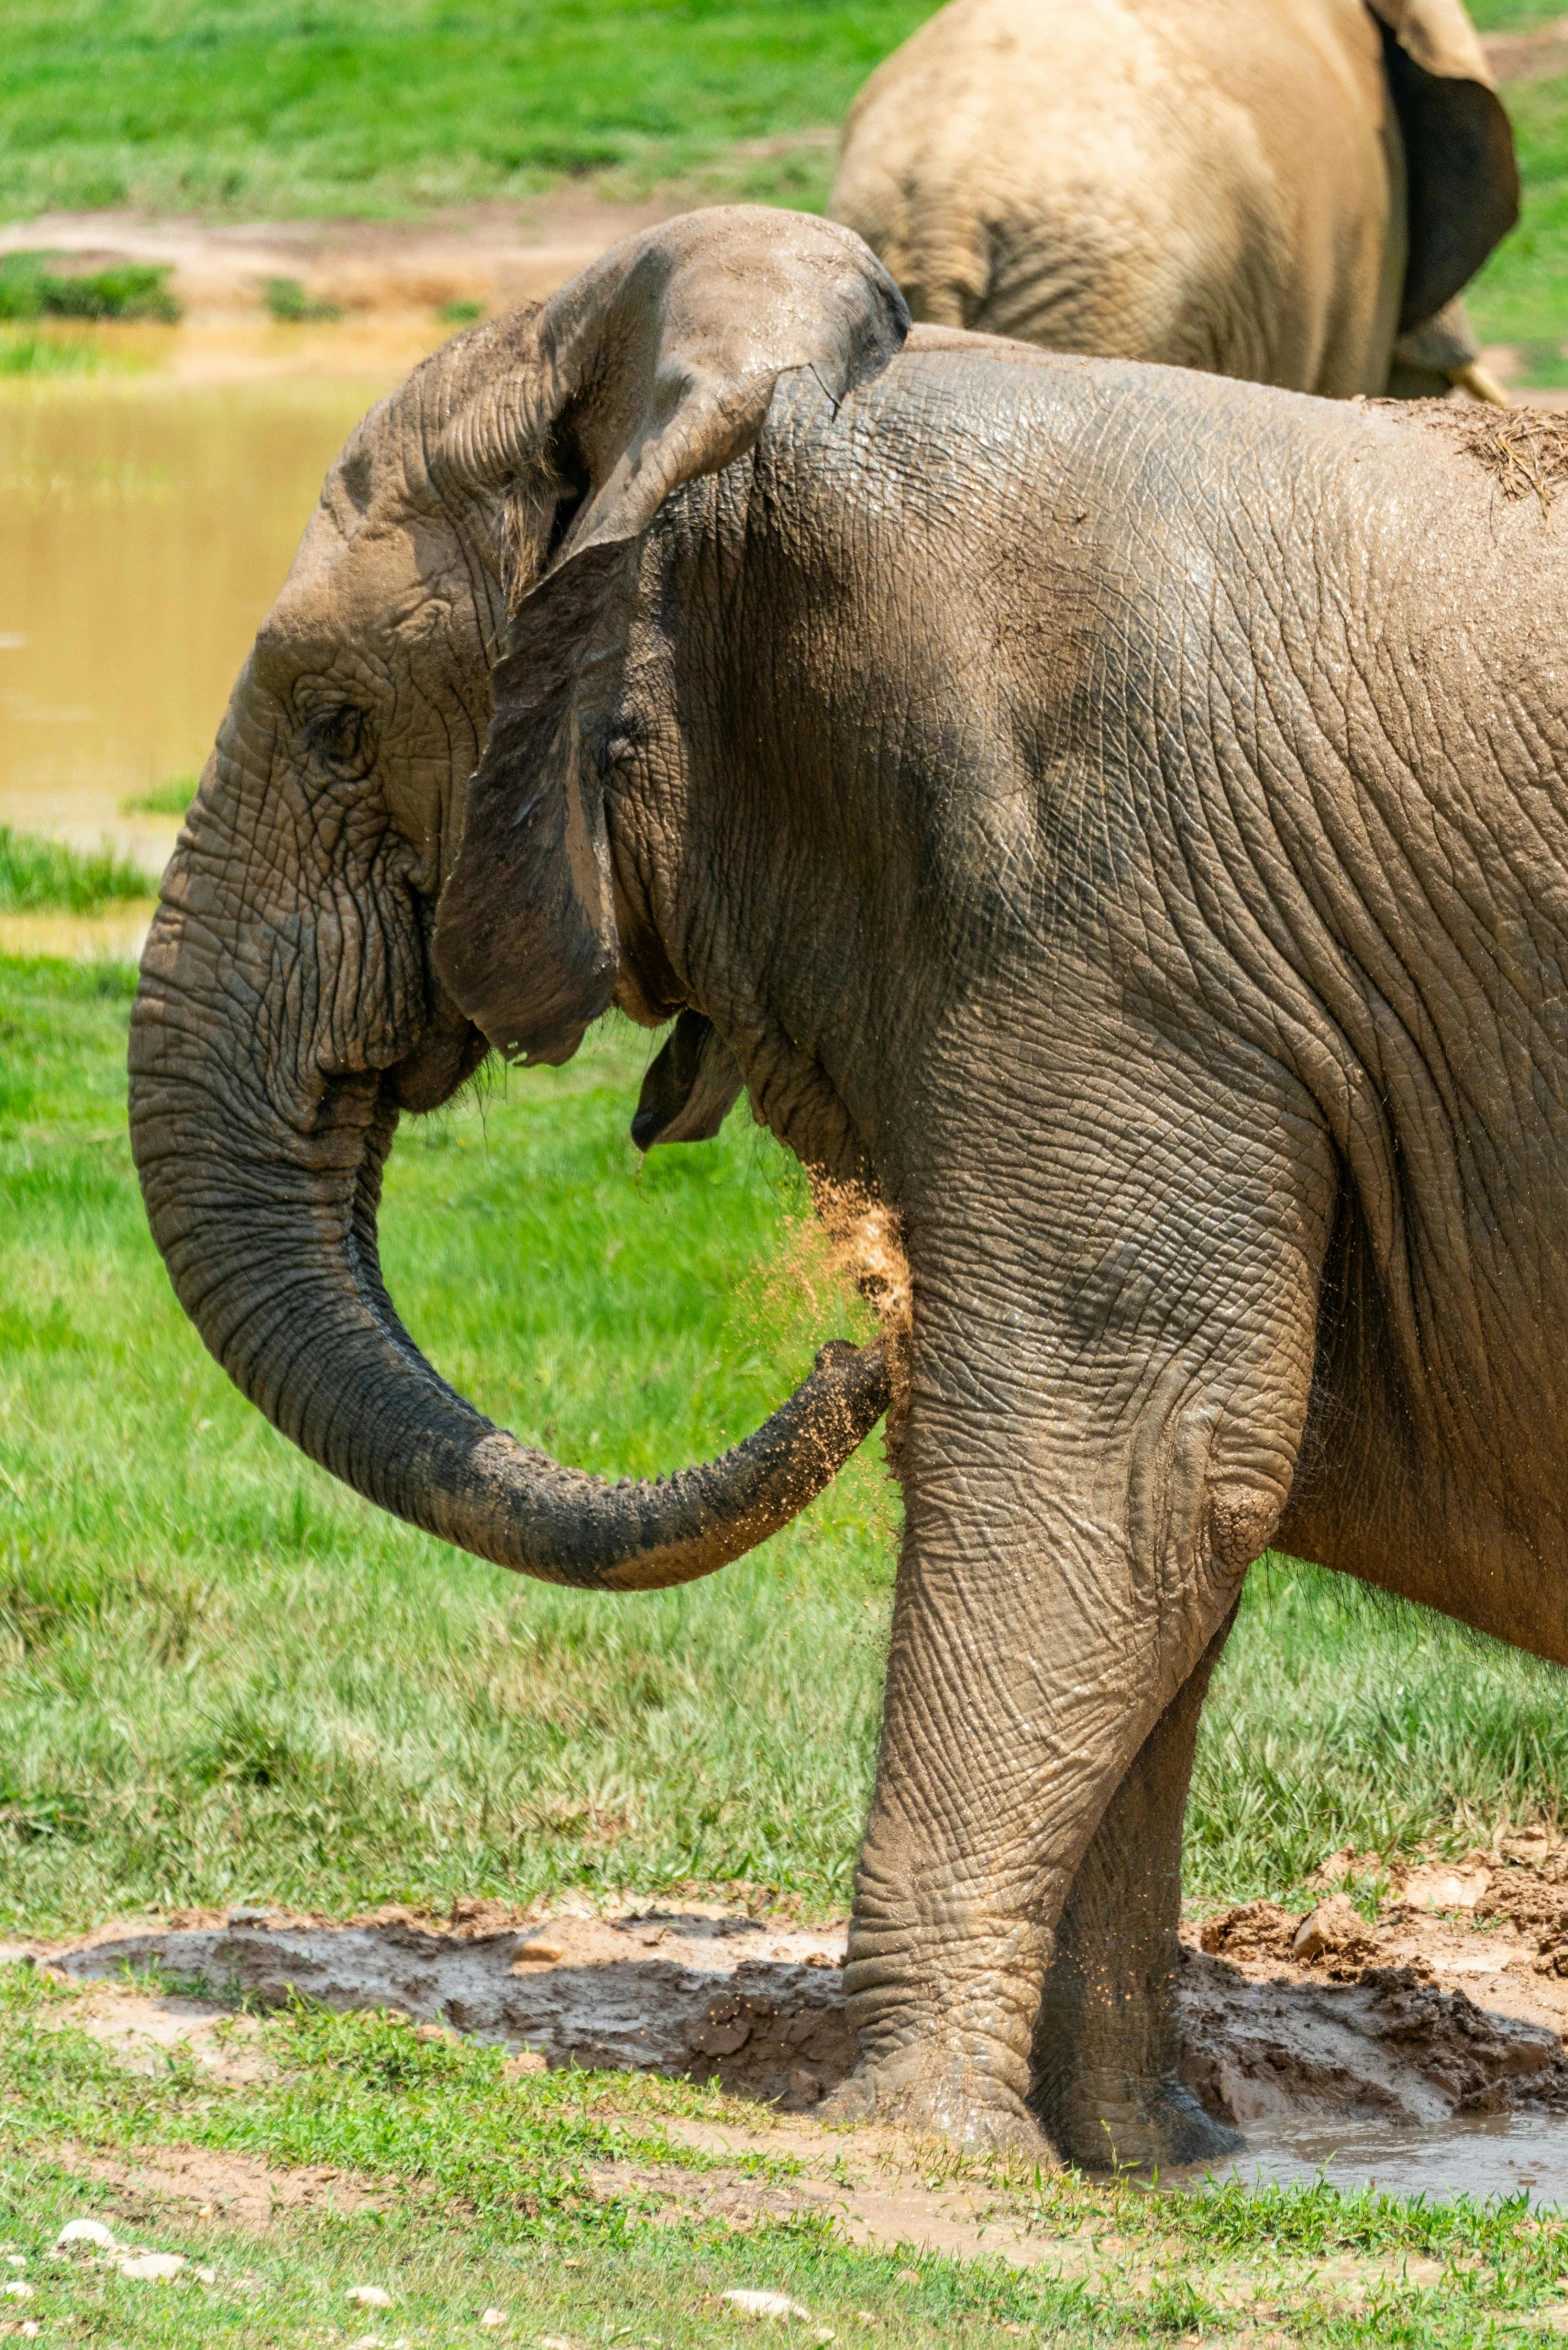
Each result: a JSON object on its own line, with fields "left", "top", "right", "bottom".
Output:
{"left": 1384, "top": 398, "right": 1568, "bottom": 513}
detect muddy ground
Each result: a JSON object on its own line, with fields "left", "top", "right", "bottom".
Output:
{"left": 15, "top": 1833, "right": 1568, "bottom": 2148}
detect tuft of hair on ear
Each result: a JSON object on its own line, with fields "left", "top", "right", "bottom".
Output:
{"left": 499, "top": 470, "right": 560, "bottom": 618}
{"left": 499, "top": 435, "right": 594, "bottom": 618}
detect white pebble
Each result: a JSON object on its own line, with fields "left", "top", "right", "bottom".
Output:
{"left": 2, "top": 2281, "right": 33, "bottom": 2299}
{"left": 20, "top": 2325, "right": 39, "bottom": 2340}
{"left": 4, "top": 2256, "right": 24, "bottom": 2269}
{"left": 55, "top": 2219, "right": 117, "bottom": 2249}
{"left": 118, "top": 2251, "right": 187, "bottom": 2281}
{"left": 479, "top": 2313, "right": 507, "bottom": 2331}
{"left": 721, "top": 2288, "right": 812, "bottom": 2320}
{"left": 346, "top": 2284, "right": 395, "bottom": 2308}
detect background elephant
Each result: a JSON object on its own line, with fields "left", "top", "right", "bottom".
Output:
{"left": 131, "top": 208, "right": 1568, "bottom": 2167}
{"left": 829, "top": 0, "right": 1517, "bottom": 401}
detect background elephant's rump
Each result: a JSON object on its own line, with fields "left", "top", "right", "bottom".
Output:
{"left": 829, "top": 0, "right": 1517, "bottom": 399}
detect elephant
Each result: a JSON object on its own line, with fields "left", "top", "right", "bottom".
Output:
{"left": 829, "top": 0, "right": 1518, "bottom": 403}
{"left": 131, "top": 205, "right": 1568, "bottom": 2167}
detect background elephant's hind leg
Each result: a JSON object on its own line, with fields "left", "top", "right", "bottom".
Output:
{"left": 1030, "top": 1607, "right": 1242, "bottom": 2172}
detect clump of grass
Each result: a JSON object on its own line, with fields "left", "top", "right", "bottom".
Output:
{"left": 262, "top": 275, "right": 343, "bottom": 324}
{"left": 0, "top": 250, "right": 179, "bottom": 323}
{"left": 1190, "top": 1552, "right": 1568, "bottom": 1903}
{"left": 120, "top": 774, "right": 196, "bottom": 817}
{"left": 438, "top": 297, "right": 485, "bottom": 326}
{"left": 0, "top": 826, "right": 154, "bottom": 913}
{"left": 0, "top": 331, "right": 99, "bottom": 377}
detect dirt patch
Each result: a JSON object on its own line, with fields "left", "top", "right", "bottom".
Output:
{"left": 605, "top": 2116, "right": 1108, "bottom": 2268}
{"left": 0, "top": 194, "right": 707, "bottom": 386}
{"left": 53, "top": 2143, "right": 382, "bottom": 2229}
{"left": 1485, "top": 18, "right": 1568, "bottom": 84}
{"left": 26, "top": 1978, "right": 270, "bottom": 2087}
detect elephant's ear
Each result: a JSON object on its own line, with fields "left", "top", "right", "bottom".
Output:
{"left": 631, "top": 1012, "right": 745, "bottom": 1151}
{"left": 432, "top": 209, "right": 909, "bottom": 1067}
{"left": 1367, "top": 0, "right": 1519, "bottom": 332}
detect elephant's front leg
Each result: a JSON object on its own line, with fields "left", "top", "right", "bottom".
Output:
{"left": 1030, "top": 1607, "right": 1242, "bottom": 2170}
{"left": 822, "top": 1108, "right": 1326, "bottom": 2155}
{"left": 824, "top": 1412, "right": 1249, "bottom": 2157}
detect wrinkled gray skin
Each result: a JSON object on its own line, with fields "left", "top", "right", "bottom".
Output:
{"left": 831, "top": 0, "right": 1517, "bottom": 401}
{"left": 132, "top": 209, "right": 1568, "bottom": 2167}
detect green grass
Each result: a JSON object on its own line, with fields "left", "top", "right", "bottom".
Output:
{"left": 0, "top": 250, "right": 179, "bottom": 323}
{"left": 0, "top": 827, "right": 154, "bottom": 914}
{"left": 261, "top": 275, "right": 342, "bottom": 325}
{"left": 1471, "top": 0, "right": 1567, "bottom": 27}
{"left": 0, "top": 0, "right": 931, "bottom": 222}
{"left": 120, "top": 777, "right": 197, "bottom": 819}
{"left": 1467, "top": 69, "right": 1568, "bottom": 346}
{"left": 5, "top": 954, "right": 1568, "bottom": 1939}
{"left": 0, "top": 330, "right": 101, "bottom": 377}
{"left": 4, "top": 1959, "right": 1568, "bottom": 2347}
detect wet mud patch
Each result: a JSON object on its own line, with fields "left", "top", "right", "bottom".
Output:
{"left": 31, "top": 1882, "right": 1568, "bottom": 2156}
{"left": 1180, "top": 1952, "right": 1567, "bottom": 2127}
{"left": 42, "top": 1906, "right": 855, "bottom": 2111}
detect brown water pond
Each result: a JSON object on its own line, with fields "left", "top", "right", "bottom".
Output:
{"left": 0, "top": 374, "right": 389, "bottom": 954}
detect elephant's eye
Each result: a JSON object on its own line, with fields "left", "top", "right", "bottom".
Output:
{"left": 304, "top": 701, "right": 373, "bottom": 778}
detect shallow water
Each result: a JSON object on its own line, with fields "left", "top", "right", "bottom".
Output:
{"left": 1199, "top": 2111, "right": 1568, "bottom": 2205}
{"left": 0, "top": 375, "right": 387, "bottom": 917}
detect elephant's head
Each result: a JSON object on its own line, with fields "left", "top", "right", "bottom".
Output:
{"left": 129, "top": 207, "right": 906, "bottom": 1591}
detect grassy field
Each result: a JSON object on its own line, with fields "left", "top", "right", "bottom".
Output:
{"left": 5, "top": 952, "right": 1568, "bottom": 1940}
{"left": 0, "top": 0, "right": 1565, "bottom": 346}
{"left": 8, "top": 1961, "right": 1568, "bottom": 2349}
{"left": 0, "top": 0, "right": 930, "bottom": 221}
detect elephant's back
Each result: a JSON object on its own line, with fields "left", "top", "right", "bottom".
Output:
{"left": 823, "top": 344, "right": 1568, "bottom": 740}
{"left": 830, "top": 0, "right": 1395, "bottom": 394}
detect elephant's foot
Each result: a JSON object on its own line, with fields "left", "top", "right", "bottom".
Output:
{"left": 818, "top": 2052, "right": 1059, "bottom": 2163}
{"left": 1035, "top": 2071, "right": 1241, "bottom": 2174}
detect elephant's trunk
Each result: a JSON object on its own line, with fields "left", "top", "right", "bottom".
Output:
{"left": 128, "top": 875, "right": 889, "bottom": 1593}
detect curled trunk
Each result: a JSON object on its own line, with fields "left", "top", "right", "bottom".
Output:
{"left": 129, "top": 892, "right": 888, "bottom": 1592}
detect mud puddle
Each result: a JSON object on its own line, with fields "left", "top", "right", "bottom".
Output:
{"left": 19, "top": 1860, "right": 1568, "bottom": 2204}
{"left": 1203, "top": 2108, "right": 1568, "bottom": 2203}
{"left": 39, "top": 1904, "right": 855, "bottom": 2109}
